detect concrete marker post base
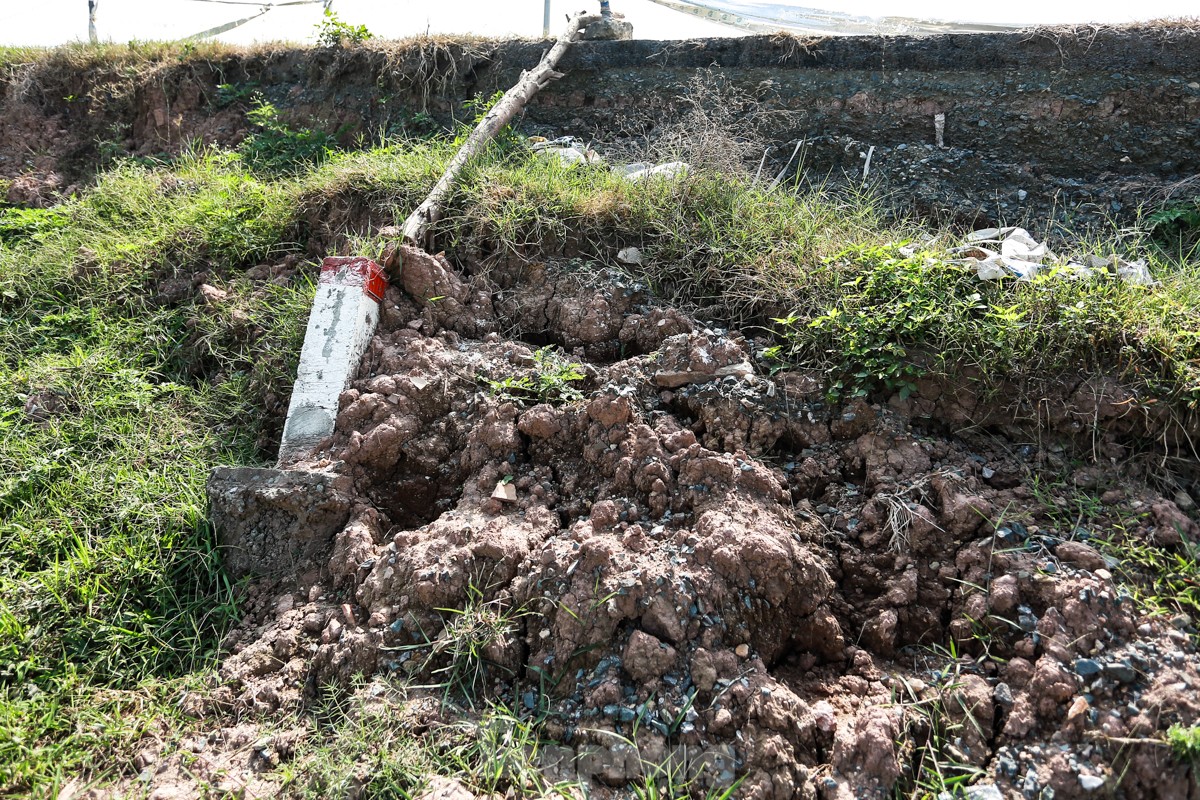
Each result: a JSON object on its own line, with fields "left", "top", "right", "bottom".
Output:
{"left": 278, "top": 256, "right": 386, "bottom": 465}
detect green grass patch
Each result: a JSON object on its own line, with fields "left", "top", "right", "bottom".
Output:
{"left": 1102, "top": 533, "right": 1200, "bottom": 625}
{"left": 282, "top": 683, "right": 570, "bottom": 799}
{"left": 0, "top": 150, "right": 310, "bottom": 792}
{"left": 1168, "top": 723, "right": 1200, "bottom": 765}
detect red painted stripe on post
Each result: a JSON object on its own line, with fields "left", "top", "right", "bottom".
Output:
{"left": 319, "top": 256, "right": 388, "bottom": 303}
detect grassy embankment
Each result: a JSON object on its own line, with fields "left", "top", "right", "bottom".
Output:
{"left": 0, "top": 86, "right": 1198, "bottom": 794}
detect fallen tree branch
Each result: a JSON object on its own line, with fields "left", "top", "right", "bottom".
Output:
{"left": 398, "top": 11, "right": 601, "bottom": 250}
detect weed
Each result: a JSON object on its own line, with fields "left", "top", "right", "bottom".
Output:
{"left": 891, "top": 668, "right": 987, "bottom": 800}
{"left": 284, "top": 680, "right": 424, "bottom": 798}
{"left": 764, "top": 246, "right": 980, "bottom": 402}
{"left": 239, "top": 98, "right": 335, "bottom": 174}
{"left": 873, "top": 472, "right": 945, "bottom": 554}
{"left": 444, "top": 706, "right": 569, "bottom": 796}
{"left": 593, "top": 730, "right": 743, "bottom": 800}
{"left": 1027, "top": 474, "right": 1105, "bottom": 531}
{"left": 1148, "top": 195, "right": 1200, "bottom": 256}
{"left": 452, "top": 91, "right": 524, "bottom": 154}
{"left": 0, "top": 148, "right": 306, "bottom": 792}
{"left": 607, "top": 70, "right": 769, "bottom": 178}
{"left": 215, "top": 81, "right": 259, "bottom": 109}
{"left": 483, "top": 346, "right": 586, "bottom": 407}
{"left": 314, "top": 9, "right": 373, "bottom": 48}
{"left": 1168, "top": 724, "right": 1200, "bottom": 765}
{"left": 1097, "top": 531, "right": 1200, "bottom": 624}
{"left": 286, "top": 686, "right": 577, "bottom": 799}
{"left": 386, "top": 584, "right": 532, "bottom": 708}
{"left": 0, "top": 205, "right": 70, "bottom": 242}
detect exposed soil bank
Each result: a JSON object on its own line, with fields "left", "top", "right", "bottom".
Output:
{"left": 4, "top": 24, "right": 1200, "bottom": 228}
{"left": 198, "top": 246, "right": 1200, "bottom": 799}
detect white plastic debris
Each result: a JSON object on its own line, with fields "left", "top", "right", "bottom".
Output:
{"left": 613, "top": 162, "right": 653, "bottom": 177}
{"left": 622, "top": 161, "right": 690, "bottom": 181}
{"left": 954, "top": 227, "right": 1155, "bottom": 285}
{"left": 616, "top": 246, "right": 643, "bottom": 266}
{"left": 530, "top": 136, "right": 603, "bottom": 166}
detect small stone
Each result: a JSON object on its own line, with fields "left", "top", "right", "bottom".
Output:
{"left": 1079, "top": 775, "right": 1105, "bottom": 791}
{"left": 1095, "top": 568, "right": 1112, "bottom": 581}
{"left": 1022, "top": 767, "right": 1039, "bottom": 796}
{"left": 1056, "top": 541, "right": 1107, "bottom": 571}
{"left": 965, "top": 786, "right": 1004, "bottom": 800}
{"left": 735, "top": 643, "right": 750, "bottom": 658}
{"left": 1074, "top": 658, "right": 1102, "bottom": 677}
{"left": 993, "top": 682, "right": 1014, "bottom": 706}
{"left": 1103, "top": 661, "right": 1137, "bottom": 683}
{"left": 197, "top": 283, "right": 228, "bottom": 304}
{"left": 1137, "top": 623, "right": 1152, "bottom": 636}
{"left": 812, "top": 700, "right": 836, "bottom": 733}
{"left": 1066, "top": 695, "right": 1089, "bottom": 723}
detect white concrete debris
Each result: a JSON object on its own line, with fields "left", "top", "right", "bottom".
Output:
{"left": 954, "top": 227, "right": 1155, "bottom": 285}
{"left": 278, "top": 256, "right": 387, "bottom": 464}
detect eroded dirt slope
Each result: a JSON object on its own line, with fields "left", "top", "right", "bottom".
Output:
{"left": 188, "top": 247, "right": 1200, "bottom": 800}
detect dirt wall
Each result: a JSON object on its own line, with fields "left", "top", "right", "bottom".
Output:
{"left": 2, "top": 24, "right": 1199, "bottom": 226}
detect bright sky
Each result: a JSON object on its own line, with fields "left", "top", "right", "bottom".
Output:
{"left": 0, "top": 0, "right": 1195, "bottom": 46}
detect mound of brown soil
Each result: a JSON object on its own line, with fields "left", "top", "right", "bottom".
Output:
{"left": 201, "top": 247, "right": 1199, "bottom": 800}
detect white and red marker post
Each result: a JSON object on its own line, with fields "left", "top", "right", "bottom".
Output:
{"left": 278, "top": 256, "right": 387, "bottom": 465}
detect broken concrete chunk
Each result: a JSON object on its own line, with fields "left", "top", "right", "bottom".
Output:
{"left": 207, "top": 466, "right": 354, "bottom": 580}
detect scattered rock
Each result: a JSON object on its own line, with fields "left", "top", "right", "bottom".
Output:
{"left": 198, "top": 283, "right": 228, "bottom": 304}
{"left": 1055, "top": 541, "right": 1106, "bottom": 571}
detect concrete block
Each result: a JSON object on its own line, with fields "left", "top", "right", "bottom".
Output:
{"left": 207, "top": 466, "right": 355, "bottom": 579}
